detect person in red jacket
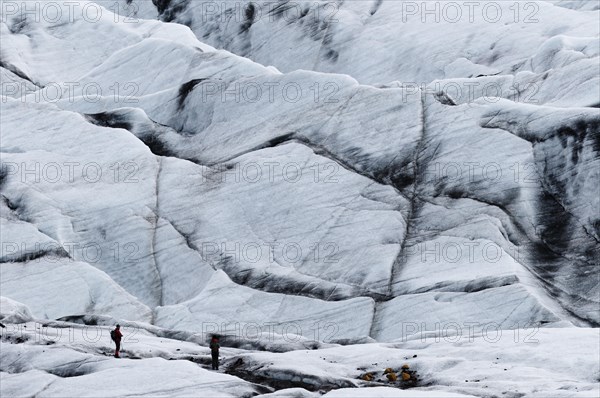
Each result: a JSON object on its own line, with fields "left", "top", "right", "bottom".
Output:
{"left": 111, "top": 324, "right": 123, "bottom": 358}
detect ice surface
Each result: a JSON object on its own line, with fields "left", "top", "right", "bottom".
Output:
{"left": 1, "top": 320, "right": 598, "bottom": 397}
{"left": 123, "top": 0, "right": 600, "bottom": 107}
{"left": 155, "top": 270, "right": 375, "bottom": 341}
{"left": 0, "top": 296, "right": 34, "bottom": 324}
{"left": 1, "top": 0, "right": 598, "bottom": 396}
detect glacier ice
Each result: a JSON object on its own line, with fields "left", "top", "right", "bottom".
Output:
{"left": 0, "top": 0, "right": 598, "bottom": 396}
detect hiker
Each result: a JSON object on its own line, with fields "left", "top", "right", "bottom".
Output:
{"left": 110, "top": 324, "right": 123, "bottom": 358}
{"left": 210, "top": 336, "right": 220, "bottom": 370}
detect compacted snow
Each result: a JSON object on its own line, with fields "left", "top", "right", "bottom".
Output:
{"left": 1, "top": 0, "right": 599, "bottom": 396}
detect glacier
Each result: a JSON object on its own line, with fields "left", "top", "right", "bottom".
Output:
{"left": 0, "top": 0, "right": 599, "bottom": 396}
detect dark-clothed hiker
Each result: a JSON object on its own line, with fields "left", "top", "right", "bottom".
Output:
{"left": 110, "top": 324, "right": 123, "bottom": 358}
{"left": 210, "top": 336, "right": 220, "bottom": 370}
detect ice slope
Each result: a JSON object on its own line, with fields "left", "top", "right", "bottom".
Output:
{"left": 114, "top": 0, "right": 600, "bottom": 107}
{"left": 1, "top": 90, "right": 398, "bottom": 338}
{"left": 1, "top": 0, "right": 598, "bottom": 339}
{"left": 155, "top": 270, "right": 376, "bottom": 340}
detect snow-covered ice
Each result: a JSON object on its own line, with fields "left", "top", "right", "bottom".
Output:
{"left": 1, "top": 316, "right": 598, "bottom": 397}
{"left": 1, "top": 0, "right": 598, "bottom": 396}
